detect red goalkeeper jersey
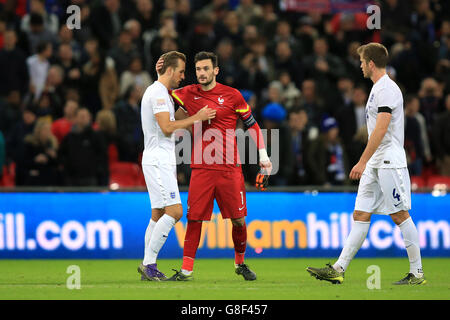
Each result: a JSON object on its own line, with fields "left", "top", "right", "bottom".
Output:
{"left": 171, "top": 83, "right": 253, "bottom": 171}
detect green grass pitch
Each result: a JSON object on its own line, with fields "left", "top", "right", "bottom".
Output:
{"left": 0, "top": 258, "right": 448, "bottom": 300}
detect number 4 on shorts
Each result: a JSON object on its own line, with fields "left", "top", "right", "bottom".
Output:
{"left": 392, "top": 188, "right": 400, "bottom": 201}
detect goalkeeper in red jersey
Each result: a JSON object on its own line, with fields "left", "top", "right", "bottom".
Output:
{"left": 159, "top": 51, "right": 272, "bottom": 281}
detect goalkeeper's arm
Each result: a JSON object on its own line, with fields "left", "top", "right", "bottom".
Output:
{"left": 241, "top": 112, "right": 272, "bottom": 190}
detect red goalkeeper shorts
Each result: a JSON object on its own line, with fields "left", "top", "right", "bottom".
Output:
{"left": 187, "top": 168, "right": 247, "bottom": 221}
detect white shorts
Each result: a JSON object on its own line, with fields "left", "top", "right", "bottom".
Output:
{"left": 142, "top": 164, "right": 181, "bottom": 209}
{"left": 354, "top": 167, "right": 411, "bottom": 215}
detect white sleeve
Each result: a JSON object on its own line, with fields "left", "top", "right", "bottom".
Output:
{"left": 376, "top": 88, "right": 395, "bottom": 112}
{"left": 151, "top": 96, "right": 170, "bottom": 115}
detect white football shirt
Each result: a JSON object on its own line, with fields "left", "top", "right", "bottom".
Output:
{"left": 365, "top": 74, "right": 407, "bottom": 168}
{"left": 141, "top": 81, "right": 176, "bottom": 166}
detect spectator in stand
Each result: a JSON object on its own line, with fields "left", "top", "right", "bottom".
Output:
{"left": 124, "top": 19, "right": 144, "bottom": 52}
{"left": 134, "top": 0, "right": 158, "bottom": 32}
{"left": 81, "top": 48, "right": 119, "bottom": 114}
{"left": 307, "top": 117, "right": 347, "bottom": 186}
{"left": 26, "top": 40, "right": 52, "bottom": 102}
{"left": 433, "top": 94, "right": 450, "bottom": 176}
{"left": 336, "top": 85, "right": 367, "bottom": 167}
{"left": 327, "top": 11, "right": 378, "bottom": 56}
{"left": 199, "top": 0, "right": 229, "bottom": 25}
{"left": 41, "top": 64, "right": 65, "bottom": 119}
{"left": 108, "top": 29, "right": 140, "bottom": 77}
{"left": 271, "top": 19, "right": 303, "bottom": 57}
{"left": 174, "top": 0, "right": 192, "bottom": 38}
{"left": 249, "top": 36, "right": 275, "bottom": 83}
{"left": 58, "top": 108, "right": 107, "bottom": 186}
{"left": 288, "top": 107, "right": 317, "bottom": 185}
{"left": 21, "top": 0, "right": 59, "bottom": 35}
{"left": 90, "top": 0, "right": 123, "bottom": 49}
{"left": 8, "top": 106, "right": 37, "bottom": 185}
{"left": 0, "top": 29, "right": 29, "bottom": 98}
{"left": 215, "top": 11, "right": 243, "bottom": 48}
{"left": 250, "top": 0, "right": 277, "bottom": 40}
{"left": 269, "top": 71, "right": 301, "bottom": 111}
{"left": 294, "top": 15, "right": 319, "bottom": 57}
{"left": 149, "top": 11, "right": 181, "bottom": 68}
{"left": 381, "top": 0, "right": 412, "bottom": 47}
{"left": 418, "top": 77, "right": 444, "bottom": 130}
{"left": 335, "top": 75, "right": 355, "bottom": 111}
{"left": 94, "top": 109, "right": 118, "bottom": 186}
{"left": 72, "top": 2, "right": 93, "bottom": 44}
{"left": 32, "top": 91, "right": 53, "bottom": 121}
{"left": 24, "top": 12, "right": 56, "bottom": 55}
{"left": 303, "top": 37, "right": 346, "bottom": 104}
{"left": 273, "top": 40, "right": 304, "bottom": 88}
{"left": 53, "top": 43, "right": 81, "bottom": 89}
{"left": 0, "top": 91, "right": 23, "bottom": 139}
{"left": 235, "top": 0, "right": 262, "bottom": 27}
{"left": 114, "top": 84, "right": 144, "bottom": 163}
{"left": 215, "top": 38, "right": 239, "bottom": 87}
{"left": 51, "top": 99, "right": 79, "bottom": 144}
{"left": 236, "top": 50, "right": 269, "bottom": 94}
{"left": 57, "top": 25, "right": 82, "bottom": 63}
{"left": 20, "top": 118, "right": 58, "bottom": 186}
{"left": 297, "top": 79, "right": 326, "bottom": 128}
{"left": 404, "top": 94, "right": 425, "bottom": 176}
{"left": 342, "top": 41, "right": 363, "bottom": 83}
{"left": 260, "top": 102, "right": 293, "bottom": 186}
{"left": 184, "top": 14, "right": 216, "bottom": 81}
{"left": 119, "top": 54, "right": 152, "bottom": 97}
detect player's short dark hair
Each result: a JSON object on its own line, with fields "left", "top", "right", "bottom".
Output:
{"left": 194, "top": 51, "right": 218, "bottom": 68}
{"left": 357, "top": 42, "right": 389, "bottom": 68}
{"left": 159, "top": 51, "right": 186, "bottom": 75}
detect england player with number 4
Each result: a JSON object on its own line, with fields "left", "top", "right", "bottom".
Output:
{"left": 307, "top": 43, "right": 426, "bottom": 285}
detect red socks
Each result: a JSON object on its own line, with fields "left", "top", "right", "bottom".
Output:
{"left": 232, "top": 223, "right": 247, "bottom": 265}
{"left": 181, "top": 221, "right": 202, "bottom": 272}
{"left": 181, "top": 221, "right": 248, "bottom": 271}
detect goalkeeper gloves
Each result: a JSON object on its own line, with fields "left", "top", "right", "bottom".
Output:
{"left": 255, "top": 168, "right": 269, "bottom": 191}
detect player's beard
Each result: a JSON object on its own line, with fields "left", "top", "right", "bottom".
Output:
{"left": 198, "top": 74, "right": 214, "bottom": 87}
{"left": 170, "top": 78, "right": 181, "bottom": 88}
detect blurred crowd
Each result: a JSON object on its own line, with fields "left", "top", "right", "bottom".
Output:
{"left": 0, "top": 0, "right": 449, "bottom": 188}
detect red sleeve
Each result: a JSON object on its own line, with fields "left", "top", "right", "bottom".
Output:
{"left": 171, "top": 86, "right": 190, "bottom": 113}
{"left": 234, "top": 90, "right": 266, "bottom": 150}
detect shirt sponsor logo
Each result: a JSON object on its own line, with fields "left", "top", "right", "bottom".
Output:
{"left": 218, "top": 96, "right": 224, "bottom": 104}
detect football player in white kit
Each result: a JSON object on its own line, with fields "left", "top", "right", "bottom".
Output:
{"left": 138, "top": 51, "right": 216, "bottom": 281}
{"left": 307, "top": 43, "right": 426, "bottom": 285}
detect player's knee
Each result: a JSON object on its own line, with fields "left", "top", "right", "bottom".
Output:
{"left": 353, "top": 210, "right": 371, "bottom": 222}
{"left": 390, "top": 211, "right": 410, "bottom": 225}
{"left": 231, "top": 217, "right": 245, "bottom": 226}
{"left": 165, "top": 204, "right": 183, "bottom": 221}
{"left": 171, "top": 210, "right": 183, "bottom": 222}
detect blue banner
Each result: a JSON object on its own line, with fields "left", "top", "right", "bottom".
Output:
{"left": 0, "top": 192, "right": 448, "bottom": 259}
